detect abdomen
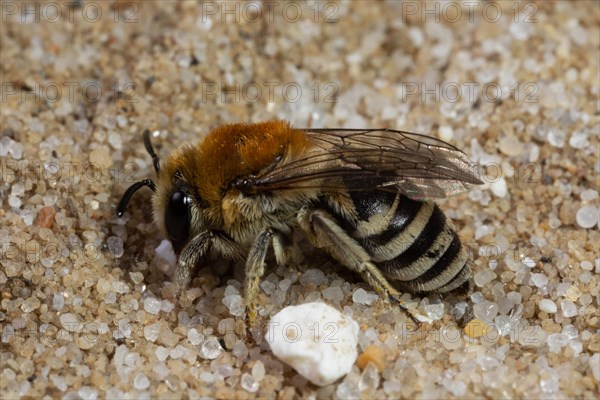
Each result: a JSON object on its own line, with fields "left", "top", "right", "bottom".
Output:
{"left": 321, "top": 190, "right": 471, "bottom": 295}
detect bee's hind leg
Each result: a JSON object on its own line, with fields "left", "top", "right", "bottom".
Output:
{"left": 300, "top": 209, "right": 432, "bottom": 324}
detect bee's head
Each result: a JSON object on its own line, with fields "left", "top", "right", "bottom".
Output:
{"left": 117, "top": 130, "right": 199, "bottom": 255}
{"left": 152, "top": 140, "right": 219, "bottom": 255}
{"left": 153, "top": 168, "right": 195, "bottom": 254}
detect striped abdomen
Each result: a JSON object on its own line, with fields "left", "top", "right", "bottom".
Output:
{"left": 323, "top": 190, "right": 471, "bottom": 295}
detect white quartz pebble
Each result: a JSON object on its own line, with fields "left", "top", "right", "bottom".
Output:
{"left": 539, "top": 299, "right": 557, "bottom": 313}
{"left": 491, "top": 177, "right": 508, "bottom": 197}
{"left": 155, "top": 239, "right": 177, "bottom": 267}
{"left": 576, "top": 205, "right": 598, "bottom": 228}
{"left": 265, "top": 302, "right": 359, "bottom": 386}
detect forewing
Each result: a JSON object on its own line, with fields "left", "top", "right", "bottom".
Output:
{"left": 248, "top": 128, "right": 482, "bottom": 200}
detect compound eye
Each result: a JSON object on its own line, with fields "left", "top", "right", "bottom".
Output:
{"left": 165, "top": 190, "right": 191, "bottom": 251}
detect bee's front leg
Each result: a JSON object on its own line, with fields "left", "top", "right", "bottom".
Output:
{"left": 175, "top": 230, "right": 241, "bottom": 296}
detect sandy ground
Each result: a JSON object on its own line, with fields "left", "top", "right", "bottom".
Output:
{"left": 1, "top": 1, "right": 599, "bottom": 399}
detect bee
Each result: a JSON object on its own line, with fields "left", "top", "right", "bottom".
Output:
{"left": 117, "top": 120, "right": 482, "bottom": 325}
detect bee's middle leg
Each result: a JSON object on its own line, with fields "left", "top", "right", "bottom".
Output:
{"left": 301, "top": 210, "right": 432, "bottom": 324}
{"left": 244, "top": 228, "right": 290, "bottom": 328}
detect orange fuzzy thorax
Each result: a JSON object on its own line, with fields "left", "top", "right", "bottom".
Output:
{"left": 160, "top": 120, "right": 312, "bottom": 205}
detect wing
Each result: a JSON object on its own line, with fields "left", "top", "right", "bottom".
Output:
{"left": 242, "top": 128, "right": 482, "bottom": 201}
